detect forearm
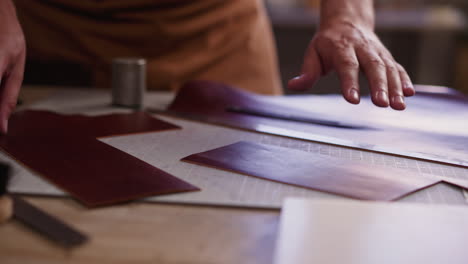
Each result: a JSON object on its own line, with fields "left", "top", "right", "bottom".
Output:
{"left": 0, "top": 0, "right": 20, "bottom": 28}
{"left": 0, "top": 0, "right": 26, "bottom": 133}
{"left": 320, "top": 0, "right": 375, "bottom": 30}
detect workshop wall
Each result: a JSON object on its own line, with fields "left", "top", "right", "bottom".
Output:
{"left": 267, "top": 0, "right": 468, "bottom": 94}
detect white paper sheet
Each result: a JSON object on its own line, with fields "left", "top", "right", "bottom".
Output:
{"left": 274, "top": 198, "right": 468, "bottom": 264}
{"left": 2, "top": 88, "right": 467, "bottom": 208}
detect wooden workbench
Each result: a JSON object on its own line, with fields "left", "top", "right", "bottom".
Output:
{"left": 0, "top": 86, "right": 279, "bottom": 264}
{"left": 1, "top": 197, "right": 278, "bottom": 264}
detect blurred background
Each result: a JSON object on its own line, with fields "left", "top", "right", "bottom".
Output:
{"left": 267, "top": 0, "right": 468, "bottom": 94}
{"left": 22, "top": 0, "right": 468, "bottom": 95}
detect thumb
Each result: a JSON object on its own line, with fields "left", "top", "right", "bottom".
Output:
{"left": 288, "top": 42, "right": 323, "bottom": 91}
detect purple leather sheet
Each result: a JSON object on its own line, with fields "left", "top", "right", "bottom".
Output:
{"left": 164, "top": 81, "right": 468, "bottom": 189}
{"left": 182, "top": 141, "right": 440, "bottom": 201}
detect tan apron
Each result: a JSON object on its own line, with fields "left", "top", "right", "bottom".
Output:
{"left": 14, "top": 0, "right": 282, "bottom": 95}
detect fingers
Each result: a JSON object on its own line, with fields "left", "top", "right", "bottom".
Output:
{"left": 356, "top": 48, "right": 390, "bottom": 108}
{"left": 287, "top": 74, "right": 317, "bottom": 92}
{"left": 383, "top": 57, "right": 405, "bottom": 110}
{"left": 0, "top": 54, "right": 25, "bottom": 134}
{"left": 397, "top": 63, "right": 415, "bottom": 97}
{"left": 333, "top": 47, "right": 360, "bottom": 104}
{"left": 290, "top": 28, "right": 414, "bottom": 111}
{"left": 357, "top": 46, "right": 413, "bottom": 110}
{"left": 288, "top": 40, "right": 323, "bottom": 91}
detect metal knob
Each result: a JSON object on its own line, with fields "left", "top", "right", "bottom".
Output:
{"left": 111, "top": 58, "right": 146, "bottom": 108}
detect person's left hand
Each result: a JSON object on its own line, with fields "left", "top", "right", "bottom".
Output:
{"left": 288, "top": 20, "right": 415, "bottom": 110}
{"left": 0, "top": 0, "right": 26, "bottom": 134}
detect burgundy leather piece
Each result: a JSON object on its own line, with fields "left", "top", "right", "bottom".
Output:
{"left": 167, "top": 81, "right": 468, "bottom": 169}
{"left": 0, "top": 110, "right": 199, "bottom": 207}
{"left": 182, "top": 141, "right": 440, "bottom": 201}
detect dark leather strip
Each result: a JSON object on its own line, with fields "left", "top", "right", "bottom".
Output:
{"left": 225, "top": 106, "right": 372, "bottom": 129}
{"left": 0, "top": 110, "right": 199, "bottom": 207}
{"left": 182, "top": 141, "right": 440, "bottom": 201}
{"left": 13, "top": 196, "right": 88, "bottom": 248}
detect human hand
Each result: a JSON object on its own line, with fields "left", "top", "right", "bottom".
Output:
{"left": 0, "top": 0, "right": 26, "bottom": 133}
{"left": 288, "top": 4, "right": 415, "bottom": 110}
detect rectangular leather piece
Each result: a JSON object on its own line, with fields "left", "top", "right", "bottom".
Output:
{"left": 166, "top": 81, "right": 468, "bottom": 169}
{"left": 0, "top": 110, "right": 199, "bottom": 207}
{"left": 182, "top": 141, "right": 440, "bottom": 201}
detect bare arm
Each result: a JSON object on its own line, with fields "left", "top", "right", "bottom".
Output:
{"left": 288, "top": 0, "right": 415, "bottom": 110}
{"left": 0, "top": 0, "right": 26, "bottom": 133}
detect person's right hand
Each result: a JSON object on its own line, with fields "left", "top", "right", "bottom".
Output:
{"left": 288, "top": 20, "right": 414, "bottom": 110}
{"left": 288, "top": 0, "right": 415, "bottom": 111}
{"left": 0, "top": 0, "right": 26, "bottom": 134}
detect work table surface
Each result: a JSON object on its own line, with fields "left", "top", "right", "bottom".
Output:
{"left": 2, "top": 85, "right": 467, "bottom": 263}
{"left": 1, "top": 86, "right": 279, "bottom": 264}
{"left": 1, "top": 197, "right": 278, "bottom": 264}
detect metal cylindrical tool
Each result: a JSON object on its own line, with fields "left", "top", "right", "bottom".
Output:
{"left": 111, "top": 58, "right": 146, "bottom": 108}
